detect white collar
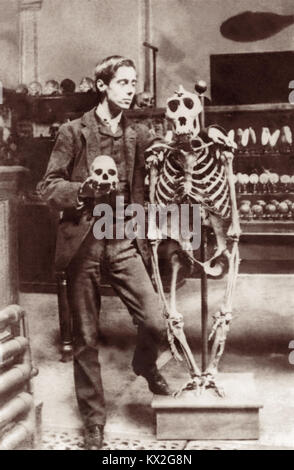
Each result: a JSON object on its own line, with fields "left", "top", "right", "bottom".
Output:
{"left": 96, "top": 103, "right": 122, "bottom": 134}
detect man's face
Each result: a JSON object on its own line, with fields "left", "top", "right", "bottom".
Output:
{"left": 101, "top": 66, "right": 137, "bottom": 111}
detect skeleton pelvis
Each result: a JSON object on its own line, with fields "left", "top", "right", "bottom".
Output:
{"left": 202, "top": 252, "right": 229, "bottom": 279}
{"left": 189, "top": 250, "right": 229, "bottom": 279}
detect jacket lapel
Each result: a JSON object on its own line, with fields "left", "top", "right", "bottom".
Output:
{"left": 123, "top": 117, "right": 137, "bottom": 187}
{"left": 81, "top": 110, "right": 101, "bottom": 170}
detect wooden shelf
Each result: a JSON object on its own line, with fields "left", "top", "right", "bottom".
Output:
{"left": 237, "top": 193, "right": 294, "bottom": 197}
{"left": 207, "top": 103, "right": 294, "bottom": 113}
{"left": 240, "top": 220, "right": 294, "bottom": 235}
{"left": 235, "top": 150, "right": 294, "bottom": 157}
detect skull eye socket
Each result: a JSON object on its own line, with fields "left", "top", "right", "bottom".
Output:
{"left": 95, "top": 169, "right": 103, "bottom": 175}
{"left": 108, "top": 169, "right": 116, "bottom": 176}
{"left": 168, "top": 99, "right": 180, "bottom": 113}
{"left": 184, "top": 98, "right": 194, "bottom": 110}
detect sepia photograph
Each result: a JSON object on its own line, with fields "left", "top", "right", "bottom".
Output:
{"left": 0, "top": 0, "right": 294, "bottom": 453}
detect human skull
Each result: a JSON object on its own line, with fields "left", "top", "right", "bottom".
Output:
{"left": 79, "top": 77, "right": 95, "bottom": 93}
{"left": 136, "top": 91, "right": 154, "bottom": 108}
{"left": 166, "top": 85, "right": 202, "bottom": 138}
{"left": 89, "top": 155, "right": 119, "bottom": 192}
{"left": 43, "top": 80, "right": 60, "bottom": 96}
{"left": 16, "top": 83, "right": 28, "bottom": 95}
{"left": 28, "top": 81, "right": 42, "bottom": 96}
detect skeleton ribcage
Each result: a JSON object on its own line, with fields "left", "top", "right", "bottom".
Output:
{"left": 154, "top": 148, "right": 231, "bottom": 220}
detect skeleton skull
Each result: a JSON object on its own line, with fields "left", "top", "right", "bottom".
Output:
{"left": 28, "top": 81, "right": 42, "bottom": 96}
{"left": 89, "top": 155, "right": 119, "bottom": 192}
{"left": 136, "top": 91, "right": 154, "bottom": 108}
{"left": 43, "top": 80, "right": 60, "bottom": 96}
{"left": 166, "top": 85, "right": 202, "bottom": 138}
{"left": 79, "top": 77, "right": 95, "bottom": 93}
{"left": 16, "top": 83, "right": 28, "bottom": 95}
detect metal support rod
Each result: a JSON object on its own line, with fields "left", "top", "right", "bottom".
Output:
{"left": 153, "top": 49, "right": 157, "bottom": 107}
{"left": 195, "top": 80, "right": 207, "bottom": 129}
{"left": 201, "top": 226, "right": 208, "bottom": 371}
{"left": 143, "top": 41, "right": 158, "bottom": 107}
{"left": 195, "top": 80, "right": 209, "bottom": 372}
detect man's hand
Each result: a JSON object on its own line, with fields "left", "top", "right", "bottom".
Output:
{"left": 79, "top": 176, "right": 114, "bottom": 198}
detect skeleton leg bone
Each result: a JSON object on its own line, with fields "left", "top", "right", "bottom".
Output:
{"left": 147, "top": 163, "right": 169, "bottom": 311}
{"left": 169, "top": 253, "right": 202, "bottom": 385}
{"left": 149, "top": 239, "right": 169, "bottom": 314}
{"left": 201, "top": 239, "right": 240, "bottom": 396}
{"left": 149, "top": 238, "right": 184, "bottom": 362}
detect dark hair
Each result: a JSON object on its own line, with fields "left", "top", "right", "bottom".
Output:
{"left": 94, "top": 55, "right": 136, "bottom": 96}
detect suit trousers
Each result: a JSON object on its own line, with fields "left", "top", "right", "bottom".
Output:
{"left": 66, "top": 231, "right": 166, "bottom": 427}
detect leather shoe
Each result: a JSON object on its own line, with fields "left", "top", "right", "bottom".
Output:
{"left": 84, "top": 424, "right": 104, "bottom": 450}
{"left": 142, "top": 368, "right": 172, "bottom": 395}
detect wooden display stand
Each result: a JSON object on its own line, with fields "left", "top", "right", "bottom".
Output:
{"left": 152, "top": 372, "right": 262, "bottom": 440}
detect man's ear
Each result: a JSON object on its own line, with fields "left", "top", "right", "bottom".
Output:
{"left": 96, "top": 79, "right": 107, "bottom": 93}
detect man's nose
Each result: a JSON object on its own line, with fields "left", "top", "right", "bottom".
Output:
{"left": 126, "top": 84, "right": 135, "bottom": 95}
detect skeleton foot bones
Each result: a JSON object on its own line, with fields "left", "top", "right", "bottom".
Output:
{"left": 168, "top": 307, "right": 229, "bottom": 399}
{"left": 146, "top": 84, "right": 240, "bottom": 398}
{"left": 166, "top": 311, "right": 226, "bottom": 398}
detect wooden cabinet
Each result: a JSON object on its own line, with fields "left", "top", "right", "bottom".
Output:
{"left": 206, "top": 103, "right": 294, "bottom": 273}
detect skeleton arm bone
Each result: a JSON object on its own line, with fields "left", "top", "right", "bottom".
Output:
{"left": 207, "top": 126, "right": 238, "bottom": 151}
{"left": 221, "top": 151, "right": 241, "bottom": 240}
{"left": 148, "top": 166, "right": 159, "bottom": 204}
{"left": 145, "top": 144, "right": 174, "bottom": 203}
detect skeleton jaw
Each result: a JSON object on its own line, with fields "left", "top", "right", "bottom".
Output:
{"left": 90, "top": 180, "right": 118, "bottom": 193}
{"left": 173, "top": 130, "right": 197, "bottom": 141}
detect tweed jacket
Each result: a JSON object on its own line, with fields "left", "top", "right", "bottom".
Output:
{"left": 39, "top": 108, "right": 154, "bottom": 271}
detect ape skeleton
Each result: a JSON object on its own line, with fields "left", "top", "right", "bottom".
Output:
{"left": 145, "top": 85, "right": 241, "bottom": 396}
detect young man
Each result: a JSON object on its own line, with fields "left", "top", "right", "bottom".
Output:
{"left": 39, "top": 56, "right": 171, "bottom": 450}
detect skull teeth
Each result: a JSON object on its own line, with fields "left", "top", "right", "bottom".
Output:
{"left": 89, "top": 155, "right": 119, "bottom": 192}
